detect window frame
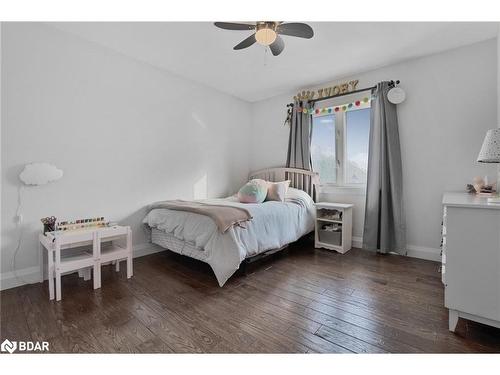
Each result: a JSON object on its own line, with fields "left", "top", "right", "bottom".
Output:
{"left": 311, "top": 91, "right": 371, "bottom": 188}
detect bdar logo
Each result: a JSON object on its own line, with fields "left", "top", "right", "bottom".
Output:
{"left": 1, "top": 339, "right": 17, "bottom": 353}
{"left": 1, "top": 339, "right": 48, "bottom": 353}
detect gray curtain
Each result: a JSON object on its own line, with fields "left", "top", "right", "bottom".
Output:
{"left": 286, "top": 101, "right": 312, "bottom": 170}
{"left": 363, "top": 82, "right": 406, "bottom": 254}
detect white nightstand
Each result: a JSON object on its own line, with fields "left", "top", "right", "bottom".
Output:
{"left": 314, "top": 202, "right": 353, "bottom": 254}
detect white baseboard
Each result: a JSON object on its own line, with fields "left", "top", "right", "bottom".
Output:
{"left": 0, "top": 242, "right": 164, "bottom": 291}
{"left": 405, "top": 245, "right": 441, "bottom": 262}
{"left": 352, "top": 236, "right": 363, "bottom": 249}
{"left": 352, "top": 236, "right": 441, "bottom": 262}
{"left": 0, "top": 266, "right": 42, "bottom": 291}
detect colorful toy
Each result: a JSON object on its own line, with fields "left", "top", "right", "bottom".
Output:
{"left": 56, "top": 217, "right": 108, "bottom": 232}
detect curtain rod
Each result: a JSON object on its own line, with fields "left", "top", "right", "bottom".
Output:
{"left": 286, "top": 80, "right": 400, "bottom": 108}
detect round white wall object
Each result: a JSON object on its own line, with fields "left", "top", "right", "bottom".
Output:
{"left": 387, "top": 87, "right": 406, "bottom": 104}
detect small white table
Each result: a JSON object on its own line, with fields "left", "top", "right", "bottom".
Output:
{"left": 314, "top": 202, "right": 353, "bottom": 254}
{"left": 39, "top": 225, "right": 132, "bottom": 301}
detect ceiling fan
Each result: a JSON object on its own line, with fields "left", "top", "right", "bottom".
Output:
{"left": 214, "top": 22, "right": 314, "bottom": 56}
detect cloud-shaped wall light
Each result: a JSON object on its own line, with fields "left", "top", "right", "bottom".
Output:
{"left": 19, "top": 163, "right": 64, "bottom": 186}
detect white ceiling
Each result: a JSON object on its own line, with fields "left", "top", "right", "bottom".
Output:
{"left": 49, "top": 22, "right": 498, "bottom": 102}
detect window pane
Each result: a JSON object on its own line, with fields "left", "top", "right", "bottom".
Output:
{"left": 311, "top": 115, "right": 336, "bottom": 184}
{"left": 345, "top": 109, "right": 370, "bottom": 184}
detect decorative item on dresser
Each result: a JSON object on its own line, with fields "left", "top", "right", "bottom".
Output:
{"left": 441, "top": 192, "right": 500, "bottom": 332}
{"left": 477, "top": 128, "right": 500, "bottom": 203}
{"left": 314, "top": 202, "right": 353, "bottom": 254}
{"left": 39, "top": 225, "right": 132, "bottom": 301}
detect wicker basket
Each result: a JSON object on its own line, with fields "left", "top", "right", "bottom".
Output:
{"left": 318, "top": 229, "right": 342, "bottom": 246}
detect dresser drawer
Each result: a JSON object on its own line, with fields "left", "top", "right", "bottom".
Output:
{"left": 444, "top": 205, "right": 500, "bottom": 321}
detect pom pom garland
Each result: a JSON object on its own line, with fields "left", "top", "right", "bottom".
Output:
{"left": 295, "top": 96, "right": 373, "bottom": 114}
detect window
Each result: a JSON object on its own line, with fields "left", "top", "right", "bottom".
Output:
{"left": 311, "top": 94, "right": 371, "bottom": 186}
{"left": 311, "top": 115, "right": 336, "bottom": 184}
{"left": 345, "top": 109, "right": 370, "bottom": 184}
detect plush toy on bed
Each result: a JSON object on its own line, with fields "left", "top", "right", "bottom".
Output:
{"left": 237, "top": 179, "right": 268, "bottom": 203}
{"left": 237, "top": 179, "right": 291, "bottom": 203}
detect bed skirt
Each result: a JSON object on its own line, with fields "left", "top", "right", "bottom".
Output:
{"left": 151, "top": 228, "right": 209, "bottom": 263}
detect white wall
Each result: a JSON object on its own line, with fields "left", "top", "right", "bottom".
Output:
{"left": 1, "top": 23, "right": 251, "bottom": 286}
{"left": 251, "top": 39, "right": 498, "bottom": 260}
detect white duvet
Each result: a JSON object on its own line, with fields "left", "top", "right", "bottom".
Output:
{"left": 143, "top": 188, "right": 315, "bottom": 286}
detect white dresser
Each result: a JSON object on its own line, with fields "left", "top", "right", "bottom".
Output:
{"left": 442, "top": 192, "right": 500, "bottom": 331}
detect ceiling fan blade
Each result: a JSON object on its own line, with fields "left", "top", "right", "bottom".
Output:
{"left": 269, "top": 35, "right": 285, "bottom": 56}
{"left": 214, "top": 22, "right": 255, "bottom": 31}
{"left": 233, "top": 34, "right": 257, "bottom": 50}
{"left": 277, "top": 23, "right": 314, "bottom": 38}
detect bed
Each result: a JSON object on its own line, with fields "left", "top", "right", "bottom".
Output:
{"left": 143, "top": 167, "right": 319, "bottom": 286}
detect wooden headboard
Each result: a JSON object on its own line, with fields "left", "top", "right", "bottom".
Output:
{"left": 249, "top": 167, "right": 319, "bottom": 202}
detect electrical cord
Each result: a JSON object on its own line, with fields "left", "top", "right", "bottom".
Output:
{"left": 11, "top": 185, "right": 38, "bottom": 286}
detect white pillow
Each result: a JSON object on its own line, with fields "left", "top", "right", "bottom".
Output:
{"left": 265, "top": 180, "right": 291, "bottom": 202}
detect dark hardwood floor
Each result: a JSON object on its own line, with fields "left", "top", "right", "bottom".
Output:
{"left": 2, "top": 240, "right": 500, "bottom": 353}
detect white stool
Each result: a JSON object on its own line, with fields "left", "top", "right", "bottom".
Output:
{"left": 53, "top": 231, "right": 100, "bottom": 301}
{"left": 98, "top": 227, "right": 133, "bottom": 279}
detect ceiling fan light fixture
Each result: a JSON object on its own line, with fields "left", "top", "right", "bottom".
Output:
{"left": 214, "top": 21, "right": 314, "bottom": 56}
{"left": 255, "top": 27, "right": 277, "bottom": 46}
